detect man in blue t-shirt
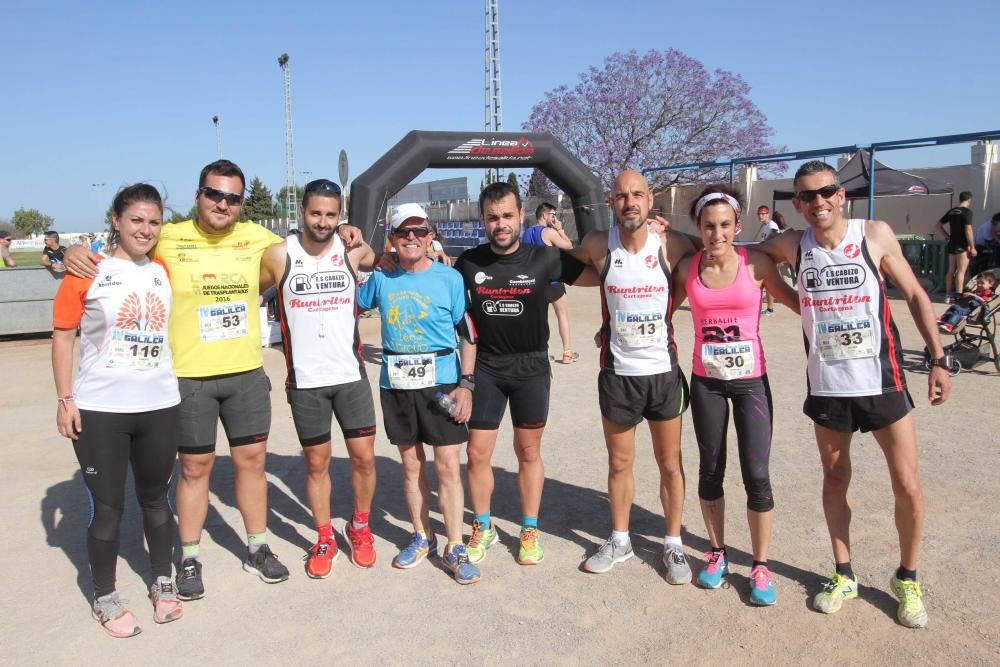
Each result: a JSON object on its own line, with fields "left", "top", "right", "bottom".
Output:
{"left": 522, "top": 202, "right": 577, "bottom": 363}
{"left": 357, "top": 203, "right": 480, "bottom": 585}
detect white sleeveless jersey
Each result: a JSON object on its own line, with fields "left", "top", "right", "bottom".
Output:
{"left": 277, "top": 234, "right": 364, "bottom": 389}
{"left": 600, "top": 226, "right": 676, "bottom": 376}
{"left": 796, "top": 219, "right": 905, "bottom": 397}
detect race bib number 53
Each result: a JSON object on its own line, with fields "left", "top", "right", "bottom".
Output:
{"left": 198, "top": 301, "right": 248, "bottom": 342}
{"left": 816, "top": 317, "right": 876, "bottom": 361}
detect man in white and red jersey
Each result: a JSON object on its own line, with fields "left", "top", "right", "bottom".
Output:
{"left": 571, "top": 171, "right": 697, "bottom": 582}
{"left": 755, "top": 160, "right": 951, "bottom": 628}
{"left": 259, "top": 178, "right": 378, "bottom": 578}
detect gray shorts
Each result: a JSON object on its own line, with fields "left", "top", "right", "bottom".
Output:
{"left": 177, "top": 367, "right": 272, "bottom": 455}
{"left": 287, "top": 379, "right": 377, "bottom": 446}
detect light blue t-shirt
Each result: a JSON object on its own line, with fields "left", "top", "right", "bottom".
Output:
{"left": 357, "top": 261, "right": 466, "bottom": 389}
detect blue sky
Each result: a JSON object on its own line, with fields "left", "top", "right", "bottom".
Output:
{"left": 1, "top": 0, "right": 996, "bottom": 231}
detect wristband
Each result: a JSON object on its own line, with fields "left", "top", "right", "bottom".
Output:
{"left": 58, "top": 395, "right": 74, "bottom": 407}
{"left": 459, "top": 374, "right": 476, "bottom": 391}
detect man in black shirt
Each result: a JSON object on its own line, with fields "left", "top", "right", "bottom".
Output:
{"left": 40, "top": 231, "right": 67, "bottom": 272}
{"left": 936, "top": 191, "right": 975, "bottom": 299}
{"left": 453, "top": 182, "right": 593, "bottom": 566}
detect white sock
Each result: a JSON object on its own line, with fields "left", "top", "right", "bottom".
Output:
{"left": 611, "top": 530, "right": 630, "bottom": 545}
{"left": 664, "top": 534, "right": 682, "bottom": 547}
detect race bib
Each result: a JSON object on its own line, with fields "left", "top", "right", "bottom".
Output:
{"left": 107, "top": 328, "right": 165, "bottom": 369}
{"left": 615, "top": 311, "right": 664, "bottom": 348}
{"left": 701, "top": 341, "right": 755, "bottom": 380}
{"left": 198, "top": 301, "right": 249, "bottom": 342}
{"left": 387, "top": 353, "right": 436, "bottom": 390}
{"left": 815, "top": 317, "right": 876, "bottom": 362}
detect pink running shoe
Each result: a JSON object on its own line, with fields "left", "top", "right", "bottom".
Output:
{"left": 150, "top": 577, "right": 184, "bottom": 623}
{"left": 92, "top": 592, "right": 142, "bottom": 638}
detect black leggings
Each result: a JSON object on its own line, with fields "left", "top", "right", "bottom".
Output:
{"left": 689, "top": 374, "right": 774, "bottom": 512}
{"left": 73, "top": 406, "right": 179, "bottom": 598}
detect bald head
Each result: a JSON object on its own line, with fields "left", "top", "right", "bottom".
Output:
{"left": 610, "top": 170, "right": 652, "bottom": 231}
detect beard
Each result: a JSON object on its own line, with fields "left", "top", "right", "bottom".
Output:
{"left": 304, "top": 225, "right": 335, "bottom": 244}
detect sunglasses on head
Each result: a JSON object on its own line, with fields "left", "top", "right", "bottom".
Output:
{"left": 304, "top": 179, "right": 342, "bottom": 196}
{"left": 199, "top": 186, "right": 244, "bottom": 206}
{"left": 391, "top": 227, "right": 431, "bottom": 239}
{"left": 794, "top": 184, "right": 841, "bottom": 203}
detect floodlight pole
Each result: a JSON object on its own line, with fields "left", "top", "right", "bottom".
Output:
{"left": 483, "top": 0, "right": 503, "bottom": 186}
{"left": 212, "top": 115, "right": 222, "bottom": 159}
{"left": 278, "top": 53, "right": 297, "bottom": 229}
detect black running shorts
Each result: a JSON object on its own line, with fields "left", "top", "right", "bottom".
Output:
{"left": 598, "top": 368, "right": 689, "bottom": 427}
{"left": 546, "top": 282, "right": 566, "bottom": 303}
{"left": 803, "top": 389, "right": 914, "bottom": 433}
{"left": 379, "top": 384, "right": 468, "bottom": 447}
{"left": 177, "top": 367, "right": 272, "bottom": 454}
{"left": 287, "top": 379, "right": 377, "bottom": 446}
{"left": 468, "top": 367, "right": 551, "bottom": 430}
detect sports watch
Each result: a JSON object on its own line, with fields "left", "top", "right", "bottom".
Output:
{"left": 930, "top": 354, "right": 953, "bottom": 370}
{"left": 459, "top": 374, "right": 476, "bottom": 391}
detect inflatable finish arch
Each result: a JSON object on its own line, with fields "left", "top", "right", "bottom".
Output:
{"left": 348, "top": 131, "right": 607, "bottom": 245}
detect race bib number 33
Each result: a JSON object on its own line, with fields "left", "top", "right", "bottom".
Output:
{"left": 198, "top": 301, "right": 249, "bottom": 342}
{"left": 816, "top": 317, "right": 876, "bottom": 361}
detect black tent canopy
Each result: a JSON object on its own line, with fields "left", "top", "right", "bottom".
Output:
{"left": 773, "top": 150, "right": 954, "bottom": 202}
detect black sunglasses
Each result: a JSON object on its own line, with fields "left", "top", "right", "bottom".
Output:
{"left": 304, "top": 179, "right": 342, "bottom": 195}
{"left": 794, "top": 184, "right": 841, "bottom": 203}
{"left": 199, "top": 186, "right": 244, "bottom": 206}
{"left": 390, "top": 227, "right": 431, "bottom": 239}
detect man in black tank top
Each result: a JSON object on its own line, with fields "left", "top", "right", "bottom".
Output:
{"left": 935, "top": 191, "right": 976, "bottom": 299}
{"left": 453, "top": 182, "right": 590, "bottom": 566}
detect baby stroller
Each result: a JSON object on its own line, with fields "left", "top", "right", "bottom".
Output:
{"left": 924, "top": 269, "right": 1000, "bottom": 376}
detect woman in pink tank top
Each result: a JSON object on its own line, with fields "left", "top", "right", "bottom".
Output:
{"left": 672, "top": 185, "right": 798, "bottom": 606}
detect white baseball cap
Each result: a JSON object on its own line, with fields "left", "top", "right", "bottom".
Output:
{"left": 390, "top": 203, "right": 429, "bottom": 230}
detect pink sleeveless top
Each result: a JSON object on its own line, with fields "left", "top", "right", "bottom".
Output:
{"left": 687, "top": 247, "right": 766, "bottom": 380}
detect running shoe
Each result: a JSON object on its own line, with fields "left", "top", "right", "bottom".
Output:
{"left": 813, "top": 573, "right": 858, "bottom": 614}
{"left": 443, "top": 544, "right": 481, "bottom": 585}
{"left": 663, "top": 544, "right": 692, "bottom": 585}
{"left": 749, "top": 565, "right": 777, "bottom": 606}
{"left": 890, "top": 575, "right": 928, "bottom": 629}
{"left": 305, "top": 538, "right": 339, "bottom": 579}
{"left": 393, "top": 532, "right": 437, "bottom": 569}
{"left": 697, "top": 550, "right": 729, "bottom": 589}
{"left": 243, "top": 544, "right": 290, "bottom": 584}
{"left": 92, "top": 592, "right": 141, "bottom": 638}
{"left": 583, "top": 537, "right": 634, "bottom": 574}
{"left": 346, "top": 521, "right": 377, "bottom": 568}
{"left": 466, "top": 519, "right": 498, "bottom": 564}
{"left": 175, "top": 557, "right": 204, "bottom": 601}
{"left": 149, "top": 577, "right": 184, "bottom": 623}
{"left": 518, "top": 527, "right": 544, "bottom": 565}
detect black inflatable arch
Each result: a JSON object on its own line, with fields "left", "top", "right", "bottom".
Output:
{"left": 348, "top": 130, "right": 607, "bottom": 246}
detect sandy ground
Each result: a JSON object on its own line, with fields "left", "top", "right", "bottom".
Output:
{"left": 2, "top": 286, "right": 999, "bottom": 665}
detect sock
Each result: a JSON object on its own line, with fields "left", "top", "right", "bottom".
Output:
{"left": 752, "top": 560, "right": 767, "bottom": 569}
{"left": 352, "top": 509, "right": 370, "bottom": 531}
{"left": 712, "top": 545, "right": 727, "bottom": 556}
{"left": 446, "top": 540, "right": 462, "bottom": 554}
{"left": 664, "top": 534, "right": 683, "bottom": 547}
{"left": 474, "top": 512, "right": 491, "bottom": 529}
{"left": 896, "top": 566, "right": 917, "bottom": 582}
{"left": 181, "top": 542, "right": 200, "bottom": 561}
{"left": 317, "top": 522, "right": 334, "bottom": 542}
{"left": 247, "top": 532, "right": 267, "bottom": 554}
{"left": 611, "top": 530, "right": 630, "bottom": 546}
{"left": 835, "top": 561, "right": 856, "bottom": 580}
{"left": 522, "top": 516, "right": 538, "bottom": 530}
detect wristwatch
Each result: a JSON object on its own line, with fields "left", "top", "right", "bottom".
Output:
{"left": 930, "top": 354, "right": 953, "bottom": 370}
{"left": 459, "top": 374, "right": 476, "bottom": 391}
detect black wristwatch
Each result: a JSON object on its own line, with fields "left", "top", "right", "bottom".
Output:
{"left": 459, "top": 374, "right": 476, "bottom": 391}
{"left": 930, "top": 354, "right": 953, "bottom": 370}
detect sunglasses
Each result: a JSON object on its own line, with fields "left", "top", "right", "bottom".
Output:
{"left": 794, "top": 184, "right": 841, "bottom": 203}
{"left": 199, "top": 186, "right": 244, "bottom": 206}
{"left": 390, "top": 227, "right": 431, "bottom": 239}
{"left": 304, "top": 179, "right": 342, "bottom": 196}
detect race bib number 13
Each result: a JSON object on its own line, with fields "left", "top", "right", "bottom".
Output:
{"left": 615, "top": 311, "right": 664, "bottom": 348}
{"left": 198, "top": 301, "right": 249, "bottom": 342}
{"left": 816, "top": 317, "right": 876, "bottom": 361}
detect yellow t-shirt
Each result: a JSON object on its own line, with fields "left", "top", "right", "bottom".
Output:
{"left": 155, "top": 220, "right": 281, "bottom": 377}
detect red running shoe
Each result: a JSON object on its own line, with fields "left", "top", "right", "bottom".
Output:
{"left": 306, "top": 538, "right": 339, "bottom": 579}
{"left": 346, "top": 521, "right": 377, "bottom": 568}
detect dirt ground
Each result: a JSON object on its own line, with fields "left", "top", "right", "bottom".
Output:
{"left": 2, "top": 286, "right": 998, "bottom": 665}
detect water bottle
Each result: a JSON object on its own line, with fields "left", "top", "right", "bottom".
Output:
{"left": 434, "top": 391, "right": 458, "bottom": 415}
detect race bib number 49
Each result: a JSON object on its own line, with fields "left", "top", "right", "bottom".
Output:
{"left": 108, "top": 329, "right": 164, "bottom": 369}
{"left": 615, "top": 311, "right": 664, "bottom": 348}
{"left": 701, "top": 341, "right": 755, "bottom": 380}
{"left": 198, "top": 301, "right": 248, "bottom": 342}
{"left": 387, "top": 353, "right": 436, "bottom": 390}
{"left": 816, "top": 317, "right": 876, "bottom": 362}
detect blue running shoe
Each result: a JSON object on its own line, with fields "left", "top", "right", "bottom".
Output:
{"left": 750, "top": 565, "right": 777, "bottom": 606}
{"left": 392, "top": 532, "right": 437, "bottom": 569}
{"left": 443, "top": 544, "right": 480, "bottom": 585}
{"left": 697, "top": 550, "right": 728, "bottom": 589}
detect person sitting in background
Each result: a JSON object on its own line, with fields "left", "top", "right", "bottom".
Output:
{"left": 0, "top": 230, "right": 16, "bottom": 267}
{"left": 937, "top": 271, "right": 996, "bottom": 333}
{"left": 40, "top": 231, "right": 67, "bottom": 271}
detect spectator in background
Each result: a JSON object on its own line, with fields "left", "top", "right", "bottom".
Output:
{"left": 972, "top": 213, "right": 1000, "bottom": 273}
{"left": 756, "top": 206, "right": 781, "bottom": 316}
{"left": 523, "top": 202, "right": 578, "bottom": 363}
{"left": 89, "top": 232, "right": 105, "bottom": 255}
{"left": 40, "top": 231, "right": 67, "bottom": 272}
{"left": 772, "top": 210, "right": 789, "bottom": 231}
{"left": 428, "top": 223, "right": 451, "bottom": 264}
{"left": 936, "top": 191, "right": 976, "bottom": 301}
{"left": 0, "top": 230, "right": 17, "bottom": 267}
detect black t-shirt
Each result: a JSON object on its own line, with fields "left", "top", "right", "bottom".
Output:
{"left": 454, "top": 243, "right": 586, "bottom": 377}
{"left": 941, "top": 207, "right": 973, "bottom": 248}
{"left": 42, "top": 245, "right": 66, "bottom": 264}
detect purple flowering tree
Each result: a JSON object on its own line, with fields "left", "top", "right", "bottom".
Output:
{"left": 523, "top": 49, "right": 783, "bottom": 192}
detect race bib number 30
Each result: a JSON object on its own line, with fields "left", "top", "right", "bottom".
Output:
{"left": 198, "top": 301, "right": 249, "bottom": 342}
{"left": 615, "top": 311, "right": 664, "bottom": 348}
{"left": 701, "top": 341, "right": 755, "bottom": 380}
{"left": 387, "top": 353, "right": 436, "bottom": 390}
{"left": 816, "top": 317, "right": 876, "bottom": 362}
{"left": 108, "top": 329, "right": 164, "bottom": 369}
